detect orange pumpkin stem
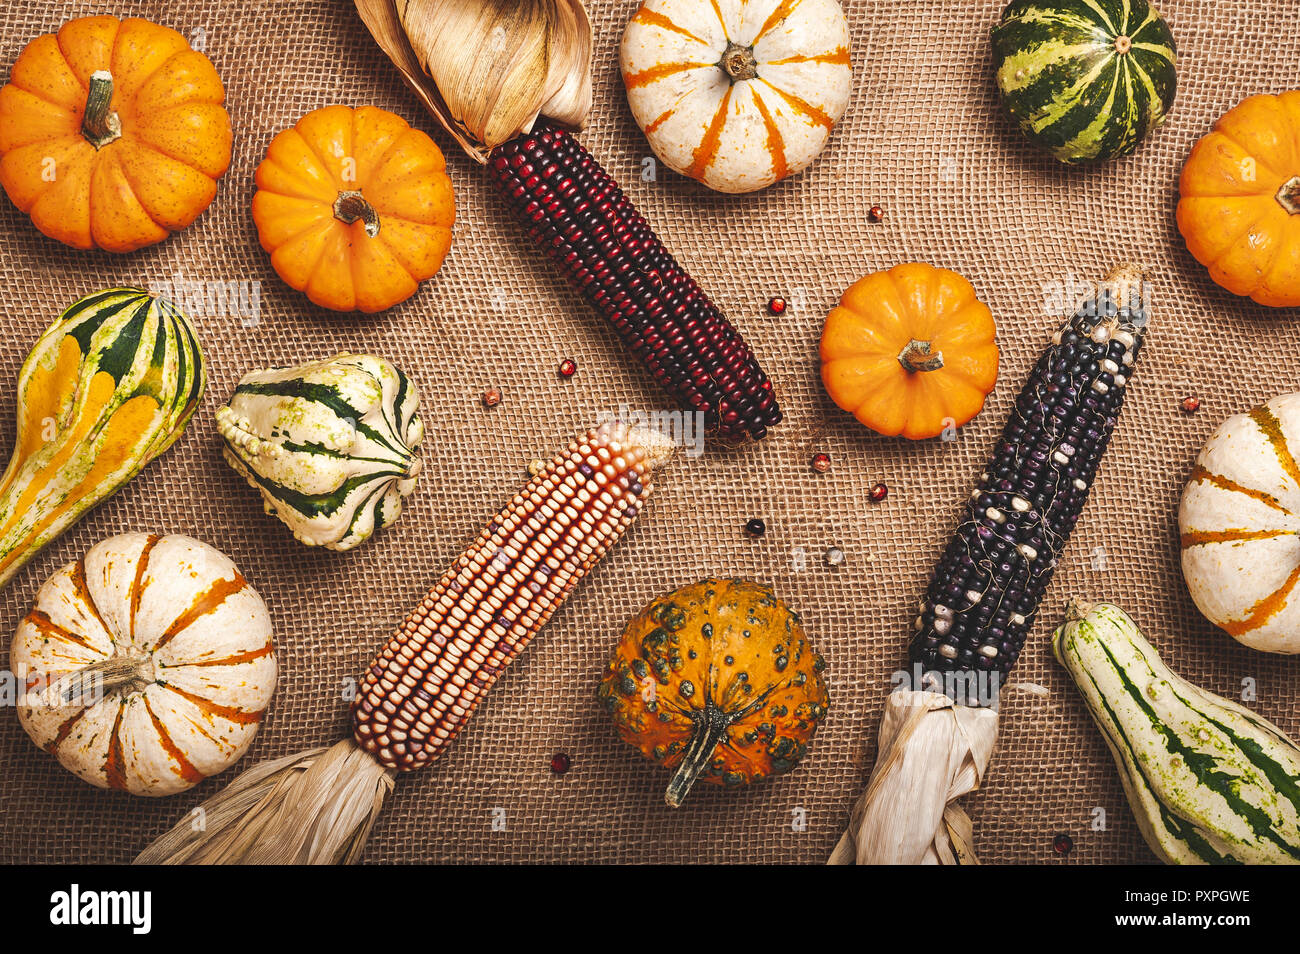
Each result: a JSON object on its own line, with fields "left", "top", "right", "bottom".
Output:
{"left": 720, "top": 42, "right": 759, "bottom": 82}
{"left": 46, "top": 653, "right": 151, "bottom": 707}
{"left": 898, "top": 338, "right": 944, "bottom": 373}
{"left": 81, "top": 70, "right": 122, "bottom": 150}
{"left": 1277, "top": 176, "right": 1300, "bottom": 215}
{"left": 1113, "top": 35, "right": 1132, "bottom": 54}
{"left": 333, "top": 190, "right": 381, "bottom": 237}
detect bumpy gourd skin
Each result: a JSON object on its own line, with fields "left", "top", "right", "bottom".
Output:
{"left": 600, "top": 578, "right": 829, "bottom": 802}
{"left": 217, "top": 353, "right": 423, "bottom": 551}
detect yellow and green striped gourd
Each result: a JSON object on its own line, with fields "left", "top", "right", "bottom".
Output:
{"left": 992, "top": 0, "right": 1177, "bottom": 163}
{"left": 0, "top": 288, "right": 205, "bottom": 588}
{"left": 1054, "top": 601, "right": 1300, "bottom": 864}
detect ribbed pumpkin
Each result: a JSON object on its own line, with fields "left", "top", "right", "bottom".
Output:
{"left": 1055, "top": 602, "right": 1300, "bottom": 864}
{"left": 599, "top": 578, "right": 829, "bottom": 807}
{"left": 12, "top": 533, "right": 276, "bottom": 796}
{"left": 820, "top": 263, "right": 998, "bottom": 440}
{"left": 0, "top": 16, "right": 232, "bottom": 252}
{"left": 1180, "top": 392, "right": 1300, "bottom": 653}
{"left": 1178, "top": 92, "right": 1300, "bottom": 308}
{"left": 217, "top": 353, "right": 424, "bottom": 551}
{"left": 252, "top": 104, "right": 455, "bottom": 313}
{"left": 991, "top": 0, "right": 1177, "bottom": 163}
{"left": 620, "top": 0, "right": 852, "bottom": 194}
{"left": 0, "top": 289, "right": 204, "bottom": 589}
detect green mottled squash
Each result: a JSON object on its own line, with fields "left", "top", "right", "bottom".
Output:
{"left": 1054, "top": 601, "right": 1300, "bottom": 864}
{"left": 599, "top": 578, "right": 829, "bottom": 807}
{"left": 0, "top": 288, "right": 204, "bottom": 588}
{"left": 991, "top": 0, "right": 1177, "bottom": 163}
{"left": 216, "top": 353, "right": 423, "bottom": 551}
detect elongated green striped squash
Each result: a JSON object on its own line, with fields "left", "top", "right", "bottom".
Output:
{"left": 992, "top": 0, "right": 1177, "bottom": 163}
{"left": 216, "top": 353, "right": 423, "bottom": 551}
{"left": 1054, "top": 601, "right": 1300, "bottom": 864}
{"left": 0, "top": 288, "right": 205, "bottom": 588}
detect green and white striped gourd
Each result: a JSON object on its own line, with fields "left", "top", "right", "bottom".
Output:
{"left": 0, "top": 288, "right": 204, "bottom": 588}
{"left": 216, "top": 353, "right": 423, "bottom": 551}
{"left": 1054, "top": 601, "right": 1300, "bottom": 864}
{"left": 991, "top": 0, "right": 1177, "bottom": 163}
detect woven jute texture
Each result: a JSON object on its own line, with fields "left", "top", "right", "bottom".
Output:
{"left": 0, "top": 0, "right": 1294, "bottom": 865}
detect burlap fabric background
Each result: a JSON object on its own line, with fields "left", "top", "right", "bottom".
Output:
{"left": 0, "top": 0, "right": 1293, "bottom": 865}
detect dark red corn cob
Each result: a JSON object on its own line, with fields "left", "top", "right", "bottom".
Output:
{"left": 488, "top": 123, "right": 781, "bottom": 443}
{"left": 909, "top": 267, "right": 1148, "bottom": 680}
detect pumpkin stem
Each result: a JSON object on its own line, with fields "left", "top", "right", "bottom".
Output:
{"left": 82, "top": 70, "right": 123, "bottom": 149}
{"left": 334, "top": 191, "right": 381, "bottom": 238}
{"left": 45, "top": 653, "right": 153, "bottom": 707}
{"left": 1113, "top": 35, "right": 1132, "bottom": 54}
{"left": 898, "top": 339, "right": 944, "bottom": 373}
{"left": 666, "top": 708, "right": 731, "bottom": 808}
{"left": 719, "top": 42, "right": 759, "bottom": 82}
{"left": 1277, "top": 176, "right": 1300, "bottom": 215}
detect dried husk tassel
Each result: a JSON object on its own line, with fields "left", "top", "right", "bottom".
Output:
{"left": 827, "top": 690, "right": 997, "bottom": 865}
{"left": 136, "top": 422, "right": 674, "bottom": 864}
{"left": 354, "top": 0, "right": 591, "bottom": 161}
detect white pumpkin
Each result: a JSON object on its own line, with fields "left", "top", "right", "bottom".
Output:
{"left": 1180, "top": 392, "right": 1300, "bottom": 653}
{"left": 11, "top": 533, "right": 276, "bottom": 795}
{"left": 620, "top": 0, "right": 852, "bottom": 194}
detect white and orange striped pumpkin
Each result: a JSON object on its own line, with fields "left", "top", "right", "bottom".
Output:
{"left": 1180, "top": 392, "right": 1300, "bottom": 653}
{"left": 11, "top": 533, "right": 276, "bottom": 795}
{"left": 620, "top": 0, "right": 852, "bottom": 194}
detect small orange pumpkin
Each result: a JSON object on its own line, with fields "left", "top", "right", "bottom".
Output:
{"left": 0, "top": 16, "right": 232, "bottom": 252}
{"left": 252, "top": 105, "right": 455, "bottom": 313}
{"left": 1178, "top": 92, "right": 1300, "bottom": 307}
{"left": 820, "top": 263, "right": 998, "bottom": 440}
{"left": 599, "top": 578, "right": 829, "bottom": 807}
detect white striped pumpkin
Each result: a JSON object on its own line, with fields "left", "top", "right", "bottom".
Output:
{"left": 1180, "top": 392, "right": 1300, "bottom": 653}
{"left": 11, "top": 533, "right": 276, "bottom": 795}
{"left": 620, "top": 0, "right": 852, "bottom": 194}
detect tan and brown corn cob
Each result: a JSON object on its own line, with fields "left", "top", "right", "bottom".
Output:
{"left": 352, "top": 421, "right": 674, "bottom": 771}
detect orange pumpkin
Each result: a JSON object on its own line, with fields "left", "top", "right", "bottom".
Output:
{"left": 1178, "top": 92, "right": 1300, "bottom": 308}
{"left": 252, "top": 105, "right": 455, "bottom": 314}
{"left": 820, "top": 263, "right": 998, "bottom": 440}
{"left": 598, "top": 578, "right": 829, "bottom": 807}
{"left": 0, "top": 16, "right": 232, "bottom": 253}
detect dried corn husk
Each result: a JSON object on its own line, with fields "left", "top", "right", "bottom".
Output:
{"left": 354, "top": 0, "right": 592, "bottom": 162}
{"left": 134, "top": 741, "right": 394, "bottom": 865}
{"left": 828, "top": 689, "right": 998, "bottom": 865}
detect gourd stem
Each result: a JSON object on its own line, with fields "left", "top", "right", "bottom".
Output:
{"left": 719, "top": 42, "right": 759, "bottom": 82}
{"left": 666, "top": 710, "right": 731, "bottom": 808}
{"left": 898, "top": 339, "right": 944, "bottom": 373}
{"left": 334, "top": 191, "right": 381, "bottom": 237}
{"left": 1113, "top": 35, "right": 1132, "bottom": 54}
{"left": 1277, "top": 176, "right": 1300, "bottom": 215}
{"left": 82, "top": 70, "right": 122, "bottom": 149}
{"left": 46, "top": 654, "right": 152, "bottom": 706}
